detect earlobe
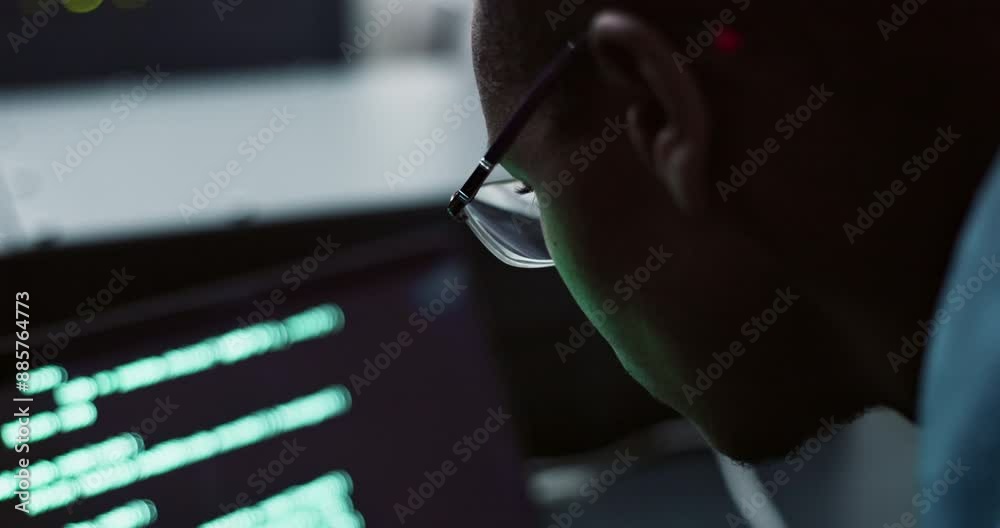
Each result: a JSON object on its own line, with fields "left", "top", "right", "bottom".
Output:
{"left": 589, "top": 11, "right": 711, "bottom": 214}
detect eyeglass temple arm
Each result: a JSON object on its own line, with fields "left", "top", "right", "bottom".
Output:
{"left": 449, "top": 37, "right": 586, "bottom": 217}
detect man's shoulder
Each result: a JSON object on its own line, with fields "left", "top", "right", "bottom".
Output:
{"left": 917, "top": 151, "right": 1000, "bottom": 527}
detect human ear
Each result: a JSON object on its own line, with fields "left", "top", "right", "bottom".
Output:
{"left": 589, "top": 10, "right": 712, "bottom": 214}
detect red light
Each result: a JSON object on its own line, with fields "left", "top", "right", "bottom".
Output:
{"left": 715, "top": 28, "right": 744, "bottom": 53}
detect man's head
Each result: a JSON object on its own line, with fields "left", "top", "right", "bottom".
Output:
{"left": 471, "top": 0, "right": 1000, "bottom": 461}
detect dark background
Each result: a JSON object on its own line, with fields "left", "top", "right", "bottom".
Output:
{"left": 1, "top": 0, "right": 350, "bottom": 86}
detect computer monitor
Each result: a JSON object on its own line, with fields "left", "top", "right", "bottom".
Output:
{"left": 1, "top": 0, "right": 349, "bottom": 85}
{"left": 1, "top": 231, "right": 535, "bottom": 526}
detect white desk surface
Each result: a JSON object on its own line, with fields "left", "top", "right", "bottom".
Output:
{"left": 0, "top": 57, "right": 488, "bottom": 253}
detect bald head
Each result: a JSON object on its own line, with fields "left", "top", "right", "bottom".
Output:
{"left": 472, "top": 1, "right": 751, "bottom": 130}
{"left": 472, "top": 0, "right": 987, "bottom": 135}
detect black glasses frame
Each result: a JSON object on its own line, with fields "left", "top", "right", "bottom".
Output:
{"left": 447, "top": 37, "right": 587, "bottom": 221}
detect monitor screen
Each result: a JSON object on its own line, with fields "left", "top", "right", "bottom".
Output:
{"left": 1, "top": 245, "right": 534, "bottom": 527}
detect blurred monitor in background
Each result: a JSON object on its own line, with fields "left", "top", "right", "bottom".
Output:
{"left": 348, "top": 0, "right": 468, "bottom": 59}
{"left": 0, "top": 232, "right": 536, "bottom": 527}
{"left": 0, "top": 0, "right": 482, "bottom": 253}
{"left": 1, "top": 0, "right": 350, "bottom": 85}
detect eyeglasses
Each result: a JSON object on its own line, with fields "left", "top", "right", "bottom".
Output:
{"left": 447, "top": 37, "right": 586, "bottom": 269}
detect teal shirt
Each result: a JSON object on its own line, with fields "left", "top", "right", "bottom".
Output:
{"left": 919, "top": 153, "right": 1000, "bottom": 526}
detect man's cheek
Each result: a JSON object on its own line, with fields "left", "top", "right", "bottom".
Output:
{"left": 542, "top": 226, "right": 605, "bottom": 318}
{"left": 605, "top": 317, "right": 680, "bottom": 405}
